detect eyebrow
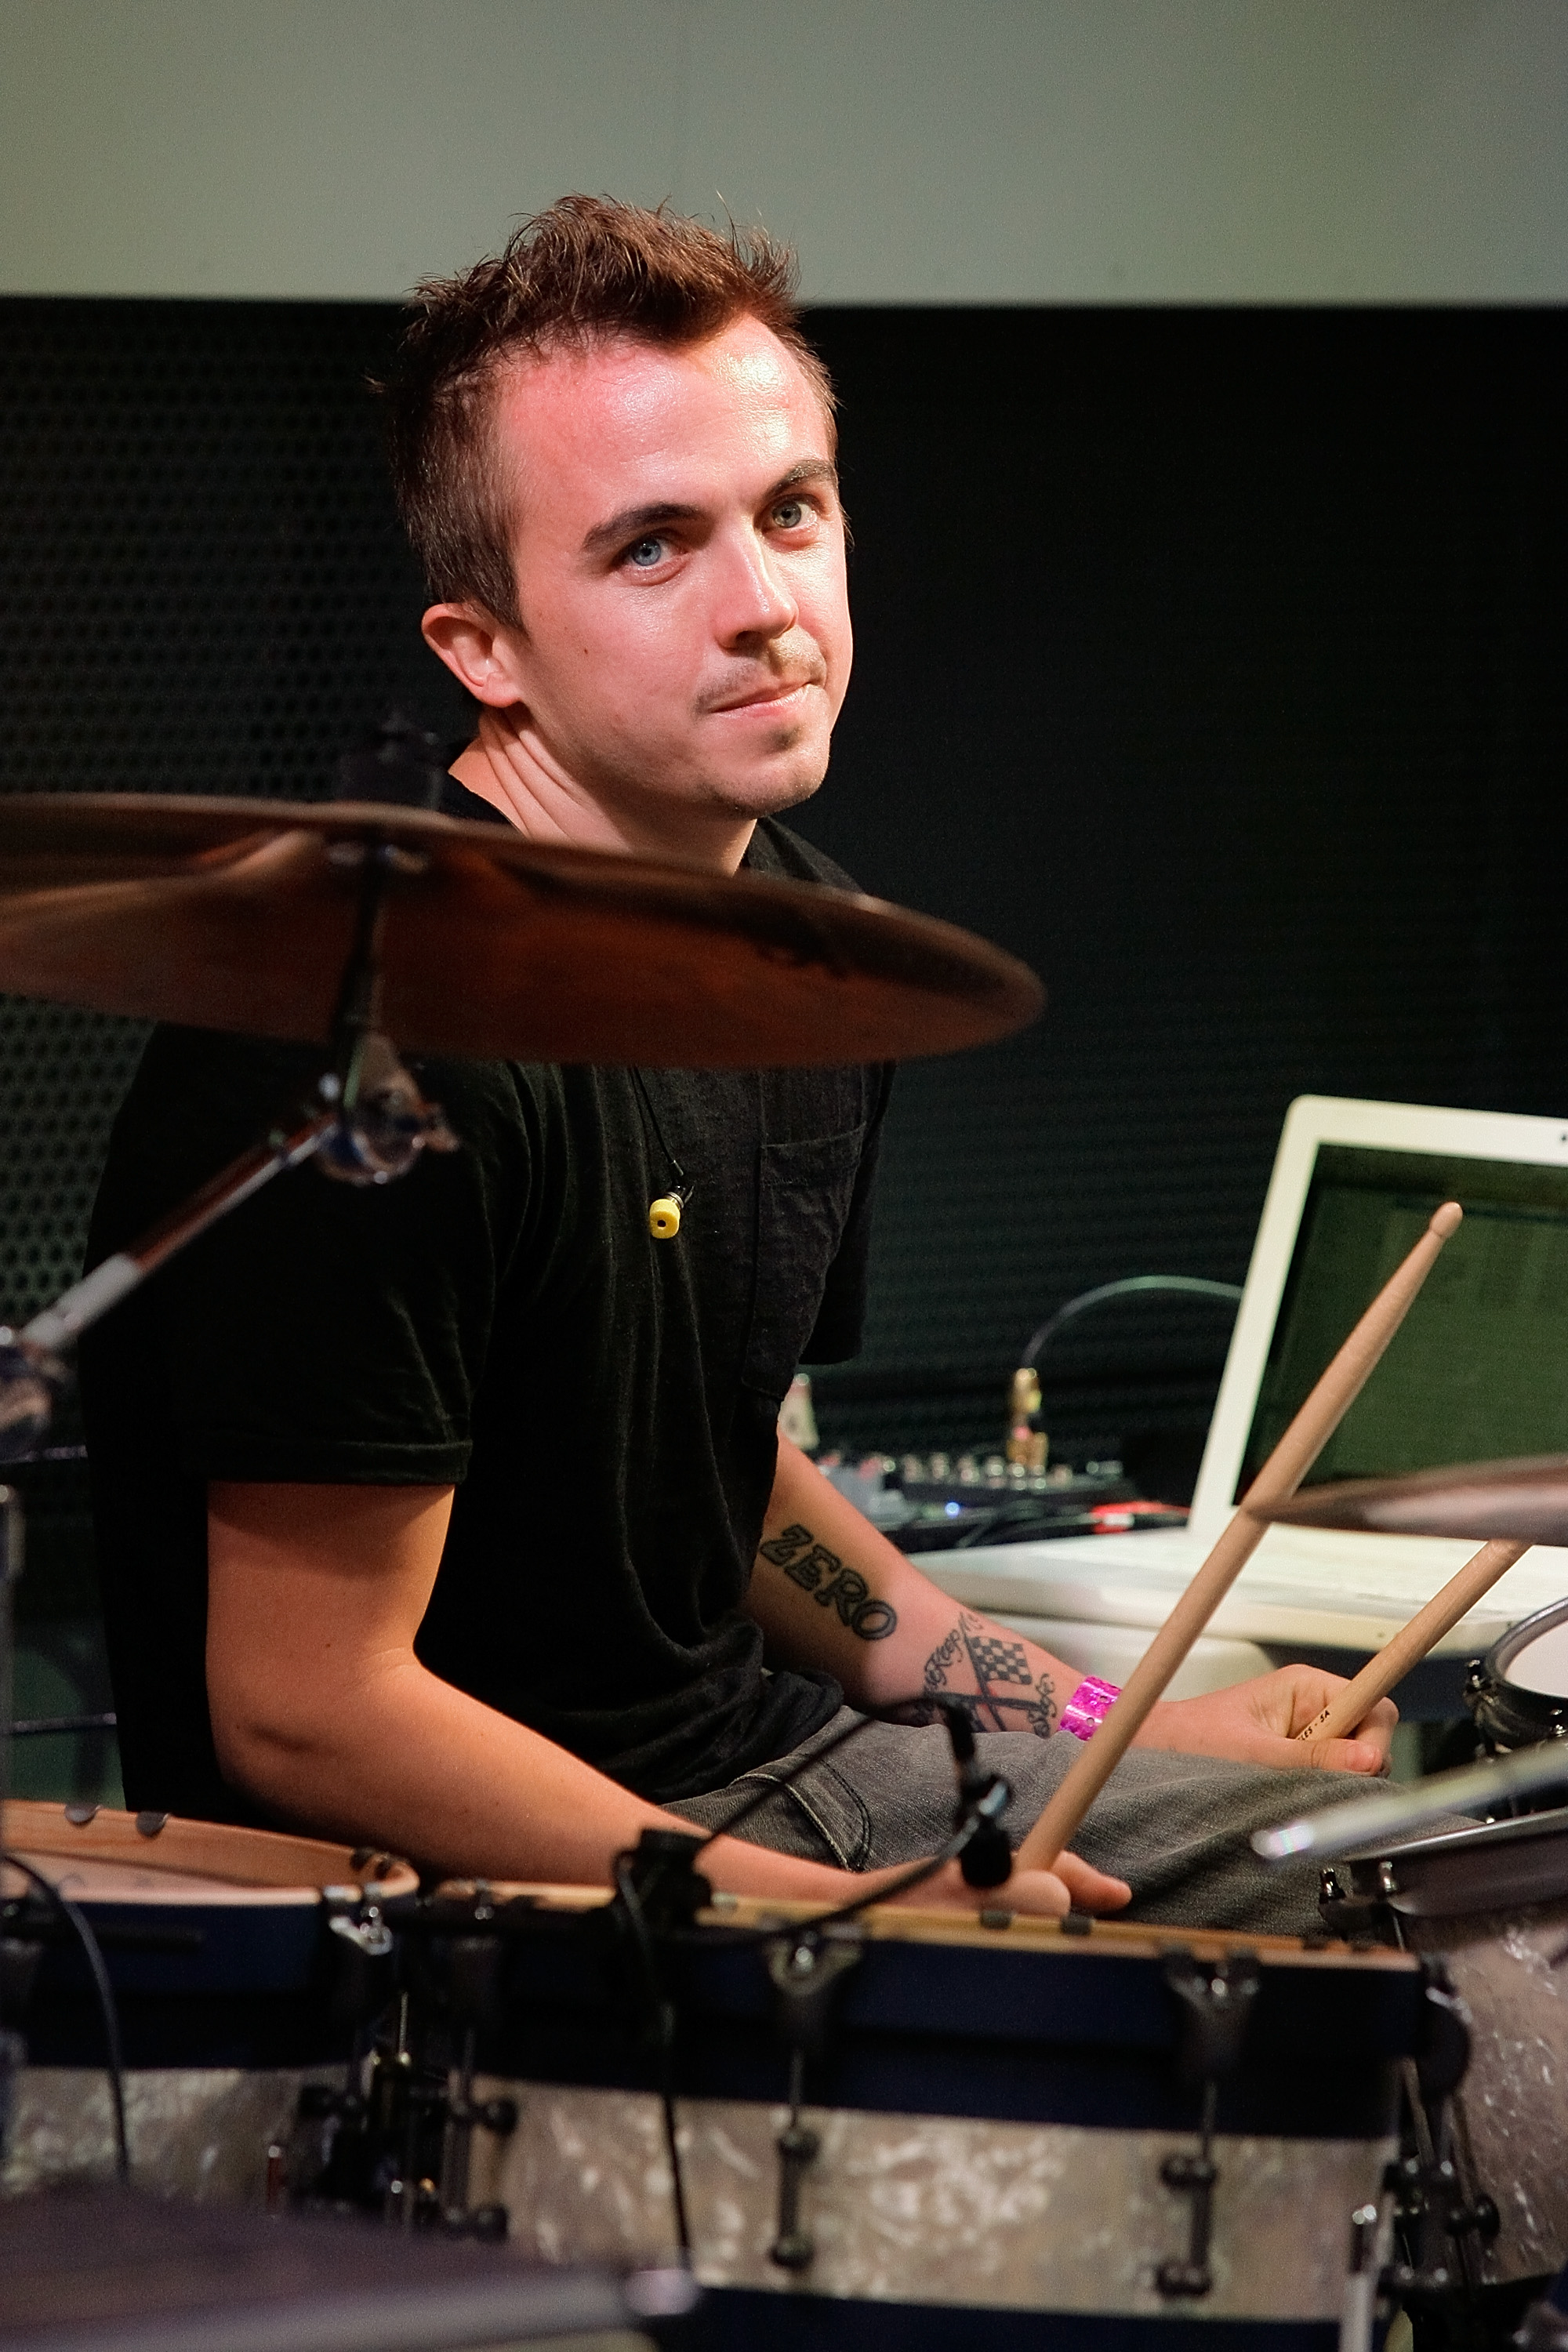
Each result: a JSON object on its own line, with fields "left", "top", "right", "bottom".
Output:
{"left": 579, "top": 459, "right": 840, "bottom": 561}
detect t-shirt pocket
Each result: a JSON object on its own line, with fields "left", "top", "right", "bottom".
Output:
{"left": 742, "top": 1127, "right": 867, "bottom": 1400}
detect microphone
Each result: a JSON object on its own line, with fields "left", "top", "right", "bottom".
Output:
{"left": 932, "top": 1697, "right": 1014, "bottom": 1889}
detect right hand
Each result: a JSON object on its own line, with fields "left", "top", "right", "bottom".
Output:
{"left": 872, "top": 1848, "right": 1131, "bottom": 1920}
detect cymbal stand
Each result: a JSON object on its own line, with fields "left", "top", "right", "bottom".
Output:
{"left": 0, "top": 836, "right": 457, "bottom": 1858}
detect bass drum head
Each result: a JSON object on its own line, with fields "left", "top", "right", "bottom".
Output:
{"left": 1468, "top": 1595, "right": 1568, "bottom": 1752}
{"left": 1498, "top": 1605, "right": 1568, "bottom": 1698}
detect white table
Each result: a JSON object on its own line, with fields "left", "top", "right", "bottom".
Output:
{"left": 920, "top": 1518, "right": 1568, "bottom": 1710}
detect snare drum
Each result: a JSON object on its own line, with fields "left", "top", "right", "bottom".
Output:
{"left": 1466, "top": 1595, "right": 1568, "bottom": 1756}
{"left": 419, "top": 1886, "right": 1428, "bottom": 2348}
{"left": 1321, "top": 1809, "right": 1568, "bottom": 2286}
{"left": 2, "top": 1798, "right": 413, "bottom": 2203}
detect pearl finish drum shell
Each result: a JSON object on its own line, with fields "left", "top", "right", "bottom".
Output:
{"left": 1405, "top": 1900, "right": 1568, "bottom": 2285}
{"left": 1325, "top": 1814, "right": 1568, "bottom": 2284}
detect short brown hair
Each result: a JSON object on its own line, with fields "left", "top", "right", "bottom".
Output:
{"left": 380, "top": 194, "right": 836, "bottom": 627}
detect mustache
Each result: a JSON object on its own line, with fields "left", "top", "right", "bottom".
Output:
{"left": 699, "top": 661, "right": 826, "bottom": 716}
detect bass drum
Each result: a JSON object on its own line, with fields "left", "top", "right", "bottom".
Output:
{"left": 1466, "top": 1595, "right": 1568, "bottom": 1759}
{"left": 1322, "top": 1809, "right": 1568, "bottom": 2286}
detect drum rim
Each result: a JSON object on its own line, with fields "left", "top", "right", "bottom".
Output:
{"left": 1483, "top": 1594, "right": 1568, "bottom": 1692}
{"left": 1342, "top": 1801, "right": 1568, "bottom": 1868}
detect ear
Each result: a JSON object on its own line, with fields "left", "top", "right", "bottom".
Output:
{"left": 421, "top": 602, "right": 529, "bottom": 710}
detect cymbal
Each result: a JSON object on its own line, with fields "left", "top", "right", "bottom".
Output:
{"left": 0, "top": 794, "right": 1044, "bottom": 1067}
{"left": 1258, "top": 1453, "right": 1568, "bottom": 1544}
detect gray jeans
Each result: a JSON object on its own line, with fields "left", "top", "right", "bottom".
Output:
{"left": 667, "top": 1707, "right": 1398, "bottom": 1936}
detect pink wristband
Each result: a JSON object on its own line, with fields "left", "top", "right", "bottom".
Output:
{"left": 1061, "top": 1675, "right": 1120, "bottom": 1740}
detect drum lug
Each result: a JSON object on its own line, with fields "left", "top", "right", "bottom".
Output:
{"left": 325, "top": 1898, "right": 397, "bottom": 2030}
{"left": 438, "top": 2020, "right": 517, "bottom": 2240}
{"left": 768, "top": 2115, "right": 821, "bottom": 2272}
{"left": 1155, "top": 1948, "right": 1261, "bottom": 2300}
{"left": 764, "top": 1929, "right": 864, "bottom": 2272}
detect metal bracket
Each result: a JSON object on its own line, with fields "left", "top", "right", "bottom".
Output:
{"left": 1156, "top": 1948, "right": 1260, "bottom": 2299}
{"left": 764, "top": 1929, "right": 864, "bottom": 2273}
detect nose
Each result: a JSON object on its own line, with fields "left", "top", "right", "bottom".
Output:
{"left": 714, "top": 524, "right": 797, "bottom": 648}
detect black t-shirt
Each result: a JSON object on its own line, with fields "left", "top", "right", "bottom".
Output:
{"left": 78, "top": 797, "right": 892, "bottom": 1826}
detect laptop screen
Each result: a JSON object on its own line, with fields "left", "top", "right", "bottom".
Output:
{"left": 1237, "top": 1142, "right": 1568, "bottom": 1496}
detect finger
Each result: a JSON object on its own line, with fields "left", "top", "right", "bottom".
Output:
{"left": 890, "top": 1859, "right": 1070, "bottom": 1918}
{"left": 994, "top": 1868, "right": 1073, "bottom": 1919}
{"left": 1301, "top": 1735, "right": 1389, "bottom": 1776}
{"left": 1349, "top": 1697, "right": 1399, "bottom": 1755}
{"left": 1052, "top": 1849, "right": 1132, "bottom": 1913}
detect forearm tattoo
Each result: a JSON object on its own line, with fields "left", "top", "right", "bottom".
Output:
{"left": 756, "top": 1522, "right": 898, "bottom": 1641}
{"left": 916, "top": 1608, "right": 1058, "bottom": 1737}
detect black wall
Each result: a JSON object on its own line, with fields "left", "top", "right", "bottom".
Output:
{"left": 1, "top": 299, "right": 1563, "bottom": 1505}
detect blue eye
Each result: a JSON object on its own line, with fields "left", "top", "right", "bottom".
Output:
{"left": 626, "top": 537, "right": 666, "bottom": 568}
{"left": 771, "top": 499, "right": 808, "bottom": 529}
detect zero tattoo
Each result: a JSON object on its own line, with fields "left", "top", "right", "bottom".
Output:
{"left": 756, "top": 1523, "right": 899, "bottom": 1641}
{"left": 918, "top": 1609, "right": 1058, "bottom": 1738}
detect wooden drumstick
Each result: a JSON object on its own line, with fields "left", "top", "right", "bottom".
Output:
{"left": 1292, "top": 1536, "right": 1528, "bottom": 1746}
{"left": 1014, "top": 1200, "right": 1464, "bottom": 1875}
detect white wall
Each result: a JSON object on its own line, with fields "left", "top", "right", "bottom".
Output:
{"left": 1, "top": 0, "right": 1563, "bottom": 303}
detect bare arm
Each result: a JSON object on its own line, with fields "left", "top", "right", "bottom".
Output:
{"left": 205, "top": 1479, "right": 1129, "bottom": 1914}
{"left": 750, "top": 1437, "right": 1076, "bottom": 1727}
{"left": 751, "top": 1438, "right": 1396, "bottom": 1773}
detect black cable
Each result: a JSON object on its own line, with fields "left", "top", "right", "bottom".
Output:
{"left": 3, "top": 1849, "right": 129, "bottom": 2186}
{"left": 1020, "top": 1275, "right": 1243, "bottom": 1377}
{"left": 611, "top": 1853, "right": 691, "bottom": 2260}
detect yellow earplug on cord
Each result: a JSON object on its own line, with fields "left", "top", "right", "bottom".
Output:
{"left": 649, "top": 1195, "right": 683, "bottom": 1240}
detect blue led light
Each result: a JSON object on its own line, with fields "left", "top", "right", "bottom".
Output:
{"left": 945, "top": 1500, "right": 961, "bottom": 1517}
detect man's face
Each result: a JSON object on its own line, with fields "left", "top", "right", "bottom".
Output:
{"left": 470, "top": 317, "right": 851, "bottom": 826}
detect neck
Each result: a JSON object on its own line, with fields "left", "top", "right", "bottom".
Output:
{"left": 450, "top": 710, "right": 757, "bottom": 876}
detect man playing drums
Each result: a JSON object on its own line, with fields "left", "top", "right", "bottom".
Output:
{"left": 79, "top": 198, "right": 1393, "bottom": 1933}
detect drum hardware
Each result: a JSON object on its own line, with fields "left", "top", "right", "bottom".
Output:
{"left": 1342, "top": 2198, "right": 1390, "bottom": 2352}
{"left": 1459, "top": 1599, "right": 1568, "bottom": 1826}
{"left": 1312, "top": 1808, "right": 1568, "bottom": 2302}
{"left": 1254, "top": 1738, "right": 1568, "bottom": 1863}
{"left": 1332, "top": 1962, "right": 1497, "bottom": 2341}
{"left": 762, "top": 1929, "right": 864, "bottom": 2272}
{"left": 1153, "top": 1947, "right": 1261, "bottom": 2299}
{"left": 432, "top": 1925, "right": 517, "bottom": 2240}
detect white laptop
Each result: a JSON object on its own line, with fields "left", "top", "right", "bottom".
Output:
{"left": 926, "top": 1095, "right": 1568, "bottom": 1671}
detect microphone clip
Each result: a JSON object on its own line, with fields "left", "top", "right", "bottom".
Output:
{"left": 930, "top": 1696, "right": 1015, "bottom": 1889}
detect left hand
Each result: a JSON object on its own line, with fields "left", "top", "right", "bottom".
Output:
{"left": 1134, "top": 1665, "right": 1396, "bottom": 1776}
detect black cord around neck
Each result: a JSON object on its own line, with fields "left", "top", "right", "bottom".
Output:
{"left": 628, "top": 1069, "right": 691, "bottom": 1203}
